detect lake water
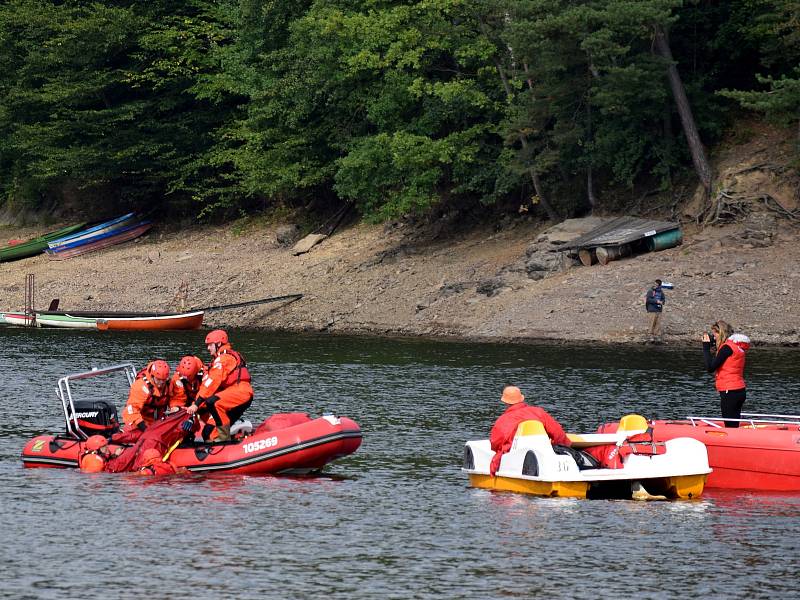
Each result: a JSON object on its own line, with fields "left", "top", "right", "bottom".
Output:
{"left": 1, "top": 328, "right": 799, "bottom": 599}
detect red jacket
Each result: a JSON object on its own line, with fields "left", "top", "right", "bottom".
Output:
{"left": 715, "top": 335, "right": 749, "bottom": 391}
{"left": 122, "top": 371, "right": 167, "bottom": 429}
{"left": 137, "top": 461, "right": 178, "bottom": 476}
{"left": 489, "top": 403, "right": 570, "bottom": 476}
{"left": 167, "top": 372, "right": 203, "bottom": 409}
{"left": 199, "top": 344, "right": 251, "bottom": 399}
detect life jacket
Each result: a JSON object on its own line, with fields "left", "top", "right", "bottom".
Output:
{"left": 219, "top": 348, "right": 251, "bottom": 388}
{"left": 715, "top": 335, "right": 749, "bottom": 391}
{"left": 177, "top": 372, "right": 203, "bottom": 403}
{"left": 617, "top": 430, "right": 667, "bottom": 458}
{"left": 182, "top": 375, "right": 200, "bottom": 402}
{"left": 136, "top": 362, "right": 169, "bottom": 412}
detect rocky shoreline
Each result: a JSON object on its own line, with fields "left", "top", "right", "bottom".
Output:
{"left": 1, "top": 210, "right": 798, "bottom": 348}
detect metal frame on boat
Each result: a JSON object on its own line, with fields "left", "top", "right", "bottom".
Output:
{"left": 58, "top": 363, "right": 137, "bottom": 439}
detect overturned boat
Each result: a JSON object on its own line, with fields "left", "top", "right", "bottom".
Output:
{"left": 20, "top": 363, "right": 362, "bottom": 476}
{"left": 649, "top": 414, "right": 800, "bottom": 491}
{"left": 463, "top": 415, "right": 710, "bottom": 500}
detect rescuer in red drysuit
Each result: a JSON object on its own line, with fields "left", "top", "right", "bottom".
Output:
{"left": 122, "top": 360, "right": 171, "bottom": 434}
{"left": 186, "top": 330, "right": 253, "bottom": 442}
{"left": 167, "top": 356, "right": 205, "bottom": 410}
{"left": 489, "top": 385, "right": 571, "bottom": 476}
{"left": 79, "top": 412, "right": 191, "bottom": 474}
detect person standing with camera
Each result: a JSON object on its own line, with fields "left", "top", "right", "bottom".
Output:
{"left": 702, "top": 320, "right": 750, "bottom": 427}
{"left": 645, "top": 279, "right": 666, "bottom": 341}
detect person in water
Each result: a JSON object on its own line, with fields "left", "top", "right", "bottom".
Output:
{"left": 80, "top": 412, "right": 191, "bottom": 474}
{"left": 135, "top": 448, "right": 178, "bottom": 476}
{"left": 187, "top": 330, "right": 253, "bottom": 442}
{"left": 79, "top": 435, "right": 120, "bottom": 472}
{"left": 489, "top": 385, "right": 571, "bottom": 476}
{"left": 702, "top": 320, "right": 750, "bottom": 427}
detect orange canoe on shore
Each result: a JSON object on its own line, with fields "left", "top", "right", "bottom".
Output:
{"left": 97, "top": 310, "right": 204, "bottom": 331}
{"left": 34, "top": 309, "right": 204, "bottom": 331}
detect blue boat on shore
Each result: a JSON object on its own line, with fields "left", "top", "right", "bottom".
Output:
{"left": 46, "top": 213, "right": 138, "bottom": 250}
{"left": 45, "top": 213, "right": 151, "bottom": 259}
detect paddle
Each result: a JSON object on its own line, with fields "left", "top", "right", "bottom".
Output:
{"left": 194, "top": 293, "right": 303, "bottom": 313}
{"left": 162, "top": 437, "right": 183, "bottom": 461}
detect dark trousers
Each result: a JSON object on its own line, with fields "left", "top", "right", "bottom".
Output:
{"left": 720, "top": 388, "right": 746, "bottom": 427}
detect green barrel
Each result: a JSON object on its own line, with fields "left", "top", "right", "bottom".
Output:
{"left": 646, "top": 228, "right": 683, "bottom": 252}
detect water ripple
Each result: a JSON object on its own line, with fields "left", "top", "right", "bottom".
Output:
{"left": 1, "top": 329, "right": 799, "bottom": 598}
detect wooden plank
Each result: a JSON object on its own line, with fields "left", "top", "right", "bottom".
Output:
{"left": 563, "top": 216, "right": 680, "bottom": 250}
{"left": 292, "top": 233, "right": 327, "bottom": 256}
{"left": 562, "top": 217, "right": 631, "bottom": 250}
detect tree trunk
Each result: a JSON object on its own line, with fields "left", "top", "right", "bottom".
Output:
{"left": 587, "top": 166, "right": 597, "bottom": 211}
{"left": 490, "top": 53, "right": 561, "bottom": 222}
{"left": 654, "top": 25, "right": 712, "bottom": 193}
{"left": 585, "top": 87, "right": 597, "bottom": 212}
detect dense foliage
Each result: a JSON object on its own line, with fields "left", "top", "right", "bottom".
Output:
{"left": 0, "top": 0, "right": 796, "bottom": 222}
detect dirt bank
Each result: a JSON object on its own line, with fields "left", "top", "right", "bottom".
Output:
{"left": 1, "top": 212, "right": 798, "bottom": 347}
{"left": 1, "top": 125, "right": 798, "bottom": 347}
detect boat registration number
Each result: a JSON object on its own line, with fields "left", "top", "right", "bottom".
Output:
{"left": 242, "top": 437, "right": 279, "bottom": 454}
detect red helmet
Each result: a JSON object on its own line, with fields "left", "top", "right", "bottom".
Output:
{"left": 85, "top": 435, "right": 109, "bottom": 451}
{"left": 178, "top": 356, "right": 202, "bottom": 379}
{"left": 205, "top": 329, "right": 229, "bottom": 345}
{"left": 149, "top": 360, "right": 170, "bottom": 381}
{"left": 80, "top": 453, "right": 106, "bottom": 473}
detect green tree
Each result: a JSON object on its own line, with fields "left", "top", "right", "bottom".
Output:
{"left": 227, "top": 1, "right": 516, "bottom": 221}
{"left": 719, "top": 1, "right": 800, "bottom": 143}
{"left": 0, "top": 0, "right": 242, "bottom": 215}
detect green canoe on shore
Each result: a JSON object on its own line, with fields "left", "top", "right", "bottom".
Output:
{"left": 0, "top": 223, "right": 87, "bottom": 263}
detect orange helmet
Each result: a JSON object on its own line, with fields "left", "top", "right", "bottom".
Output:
{"left": 501, "top": 386, "right": 525, "bottom": 405}
{"left": 80, "top": 452, "right": 106, "bottom": 473}
{"left": 85, "top": 435, "right": 109, "bottom": 451}
{"left": 141, "top": 448, "right": 163, "bottom": 466}
{"left": 149, "top": 360, "right": 170, "bottom": 381}
{"left": 205, "top": 329, "right": 228, "bottom": 345}
{"left": 178, "top": 355, "right": 202, "bottom": 379}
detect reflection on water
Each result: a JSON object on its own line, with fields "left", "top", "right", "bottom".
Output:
{"left": 1, "top": 328, "right": 799, "bottom": 598}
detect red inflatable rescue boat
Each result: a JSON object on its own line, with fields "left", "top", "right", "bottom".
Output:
{"left": 20, "top": 363, "right": 362, "bottom": 476}
{"left": 648, "top": 414, "right": 800, "bottom": 491}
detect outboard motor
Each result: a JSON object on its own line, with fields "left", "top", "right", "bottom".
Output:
{"left": 66, "top": 400, "right": 120, "bottom": 436}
